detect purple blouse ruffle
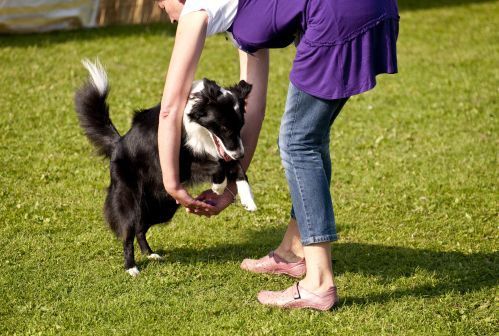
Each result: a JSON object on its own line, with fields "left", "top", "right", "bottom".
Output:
{"left": 290, "top": 17, "right": 399, "bottom": 100}
{"left": 229, "top": 0, "right": 399, "bottom": 100}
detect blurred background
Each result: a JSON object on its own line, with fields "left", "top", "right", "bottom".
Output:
{"left": 0, "top": 0, "right": 168, "bottom": 33}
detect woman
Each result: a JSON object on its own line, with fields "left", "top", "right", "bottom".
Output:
{"left": 156, "top": 0, "right": 399, "bottom": 310}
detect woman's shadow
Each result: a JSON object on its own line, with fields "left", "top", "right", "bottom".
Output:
{"left": 150, "top": 225, "right": 498, "bottom": 306}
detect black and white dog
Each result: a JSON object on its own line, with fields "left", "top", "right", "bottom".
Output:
{"left": 75, "top": 60, "right": 256, "bottom": 276}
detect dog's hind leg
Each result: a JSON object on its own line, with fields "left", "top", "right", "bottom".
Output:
{"left": 135, "top": 225, "right": 163, "bottom": 261}
{"left": 136, "top": 229, "right": 152, "bottom": 255}
{"left": 135, "top": 196, "right": 178, "bottom": 262}
{"left": 123, "top": 228, "right": 140, "bottom": 276}
{"left": 105, "top": 177, "right": 143, "bottom": 276}
{"left": 114, "top": 205, "right": 142, "bottom": 276}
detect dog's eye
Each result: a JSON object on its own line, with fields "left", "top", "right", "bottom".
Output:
{"left": 220, "top": 126, "right": 229, "bottom": 132}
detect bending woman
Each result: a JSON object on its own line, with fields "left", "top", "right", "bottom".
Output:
{"left": 156, "top": 0, "right": 399, "bottom": 311}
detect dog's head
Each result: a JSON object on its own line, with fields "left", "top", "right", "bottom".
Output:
{"left": 186, "top": 78, "right": 252, "bottom": 161}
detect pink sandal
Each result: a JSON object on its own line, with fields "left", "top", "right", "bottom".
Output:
{"left": 257, "top": 283, "right": 339, "bottom": 311}
{"left": 240, "top": 251, "right": 306, "bottom": 278}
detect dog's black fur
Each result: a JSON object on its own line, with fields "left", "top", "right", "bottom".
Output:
{"left": 75, "top": 62, "right": 252, "bottom": 275}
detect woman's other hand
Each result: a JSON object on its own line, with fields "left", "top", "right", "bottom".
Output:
{"left": 166, "top": 184, "right": 216, "bottom": 217}
{"left": 191, "top": 187, "right": 236, "bottom": 216}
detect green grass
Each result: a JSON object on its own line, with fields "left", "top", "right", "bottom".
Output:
{"left": 0, "top": 1, "right": 497, "bottom": 335}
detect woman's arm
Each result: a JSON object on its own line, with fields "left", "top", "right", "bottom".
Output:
{"left": 158, "top": 11, "right": 215, "bottom": 213}
{"left": 238, "top": 48, "right": 269, "bottom": 172}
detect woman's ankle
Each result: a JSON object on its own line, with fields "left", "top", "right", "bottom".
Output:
{"left": 274, "top": 247, "right": 304, "bottom": 263}
{"left": 299, "top": 277, "right": 335, "bottom": 294}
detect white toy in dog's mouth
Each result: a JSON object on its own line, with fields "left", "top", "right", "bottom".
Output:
{"left": 210, "top": 133, "right": 235, "bottom": 162}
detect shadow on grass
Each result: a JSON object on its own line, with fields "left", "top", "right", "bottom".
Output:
{"left": 0, "top": 0, "right": 494, "bottom": 48}
{"left": 333, "top": 242, "right": 498, "bottom": 306}
{"left": 144, "top": 225, "right": 498, "bottom": 306}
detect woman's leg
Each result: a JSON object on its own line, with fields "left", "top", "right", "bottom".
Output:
{"left": 241, "top": 83, "right": 347, "bottom": 297}
{"left": 274, "top": 220, "right": 334, "bottom": 292}
{"left": 274, "top": 218, "right": 304, "bottom": 261}
{"left": 274, "top": 222, "right": 335, "bottom": 292}
{"left": 277, "top": 83, "right": 347, "bottom": 292}
{"left": 255, "top": 84, "right": 346, "bottom": 310}
{"left": 274, "top": 96, "right": 345, "bottom": 266}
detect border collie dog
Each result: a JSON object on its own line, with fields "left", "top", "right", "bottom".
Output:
{"left": 75, "top": 60, "right": 256, "bottom": 276}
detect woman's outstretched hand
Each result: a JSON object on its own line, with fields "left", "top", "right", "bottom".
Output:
{"left": 191, "top": 188, "right": 235, "bottom": 216}
{"left": 166, "top": 185, "right": 216, "bottom": 217}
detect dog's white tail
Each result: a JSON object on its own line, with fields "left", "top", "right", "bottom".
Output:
{"left": 81, "top": 58, "right": 108, "bottom": 96}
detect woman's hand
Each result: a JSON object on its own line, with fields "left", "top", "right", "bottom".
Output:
{"left": 190, "top": 188, "right": 236, "bottom": 216}
{"left": 166, "top": 184, "right": 216, "bottom": 216}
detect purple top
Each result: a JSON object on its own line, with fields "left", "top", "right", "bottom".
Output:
{"left": 228, "top": 0, "right": 399, "bottom": 100}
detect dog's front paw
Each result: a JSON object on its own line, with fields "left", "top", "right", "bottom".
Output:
{"left": 241, "top": 198, "right": 257, "bottom": 212}
{"left": 147, "top": 253, "right": 163, "bottom": 261}
{"left": 236, "top": 180, "right": 257, "bottom": 212}
{"left": 212, "top": 178, "right": 227, "bottom": 195}
{"left": 126, "top": 267, "right": 140, "bottom": 277}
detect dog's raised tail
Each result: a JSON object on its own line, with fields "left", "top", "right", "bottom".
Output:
{"left": 75, "top": 59, "right": 120, "bottom": 158}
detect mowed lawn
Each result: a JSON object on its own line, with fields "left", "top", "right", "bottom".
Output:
{"left": 0, "top": 0, "right": 497, "bottom": 335}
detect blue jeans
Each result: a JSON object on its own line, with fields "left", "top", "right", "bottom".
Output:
{"left": 278, "top": 83, "right": 348, "bottom": 245}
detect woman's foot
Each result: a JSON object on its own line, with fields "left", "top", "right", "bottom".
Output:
{"left": 257, "top": 282, "right": 339, "bottom": 311}
{"left": 240, "top": 251, "right": 306, "bottom": 278}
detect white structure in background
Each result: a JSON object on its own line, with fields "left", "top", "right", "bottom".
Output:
{"left": 0, "top": 0, "right": 100, "bottom": 33}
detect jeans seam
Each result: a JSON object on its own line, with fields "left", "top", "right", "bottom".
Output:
{"left": 287, "top": 91, "right": 312, "bottom": 237}
{"left": 292, "top": 161, "right": 312, "bottom": 237}
{"left": 287, "top": 90, "right": 314, "bottom": 239}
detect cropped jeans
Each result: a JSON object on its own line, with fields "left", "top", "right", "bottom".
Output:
{"left": 278, "top": 83, "right": 348, "bottom": 245}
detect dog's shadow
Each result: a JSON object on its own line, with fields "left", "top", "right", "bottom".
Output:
{"left": 138, "top": 225, "right": 498, "bottom": 307}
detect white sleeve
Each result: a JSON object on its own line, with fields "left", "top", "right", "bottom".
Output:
{"left": 180, "top": 0, "right": 238, "bottom": 36}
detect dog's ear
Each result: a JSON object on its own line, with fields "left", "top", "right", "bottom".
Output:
{"left": 233, "top": 80, "right": 252, "bottom": 99}
{"left": 189, "top": 78, "right": 221, "bottom": 120}
{"left": 202, "top": 78, "right": 222, "bottom": 102}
